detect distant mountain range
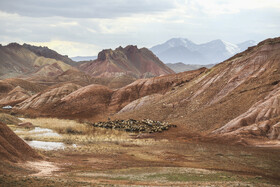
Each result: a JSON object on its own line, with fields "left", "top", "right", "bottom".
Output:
{"left": 1, "top": 37, "right": 280, "bottom": 146}
{"left": 0, "top": 43, "right": 174, "bottom": 88}
{"left": 166, "top": 62, "right": 214, "bottom": 73}
{"left": 150, "top": 38, "right": 257, "bottom": 64}
{"left": 71, "top": 56, "right": 97, "bottom": 62}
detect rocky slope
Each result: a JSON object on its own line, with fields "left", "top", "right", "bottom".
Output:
{"left": 14, "top": 68, "right": 205, "bottom": 120}
{"left": 115, "top": 37, "right": 280, "bottom": 141}
{"left": 22, "top": 43, "right": 75, "bottom": 66}
{"left": 109, "top": 68, "right": 206, "bottom": 112}
{"left": 0, "top": 86, "right": 31, "bottom": 106}
{"left": 3, "top": 37, "right": 280, "bottom": 143}
{"left": 79, "top": 45, "right": 174, "bottom": 78}
{"left": 212, "top": 85, "right": 280, "bottom": 139}
{"left": 1, "top": 43, "right": 175, "bottom": 88}
{"left": 0, "top": 78, "right": 46, "bottom": 106}
{"left": 0, "top": 43, "right": 73, "bottom": 80}
{"left": 52, "top": 84, "right": 113, "bottom": 119}
{"left": 15, "top": 83, "right": 81, "bottom": 114}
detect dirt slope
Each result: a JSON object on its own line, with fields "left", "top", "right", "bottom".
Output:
{"left": 213, "top": 86, "right": 280, "bottom": 139}
{"left": 15, "top": 83, "right": 82, "bottom": 115}
{"left": 14, "top": 68, "right": 205, "bottom": 120}
{"left": 0, "top": 121, "right": 40, "bottom": 162}
{"left": 0, "top": 79, "right": 46, "bottom": 106}
{"left": 53, "top": 84, "right": 113, "bottom": 119}
{"left": 22, "top": 43, "right": 75, "bottom": 66}
{"left": 6, "top": 37, "right": 280, "bottom": 142}
{"left": 0, "top": 86, "right": 31, "bottom": 106}
{"left": 1, "top": 43, "right": 175, "bottom": 88}
{"left": 0, "top": 43, "right": 73, "bottom": 80}
{"left": 109, "top": 68, "right": 206, "bottom": 111}
{"left": 114, "top": 37, "right": 280, "bottom": 140}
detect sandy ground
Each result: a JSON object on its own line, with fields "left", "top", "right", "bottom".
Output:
{"left": 25, "top": 161, "right": 60, "bottom": 177}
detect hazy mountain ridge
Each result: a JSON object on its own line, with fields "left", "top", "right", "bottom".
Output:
{"left": 166, "top": 62, "right": 214, "bottom": 73}
{"left": 0, "top": 43, "right": 175, "bottom": 89}
{"left": 22, "top": 43, "right": 76, "bottom": 66}
{"left": 71, "top": 56, "right": 97, "bottom": 62}
{"left": 151, "top": 38, "right": 257, "bottom": 64}
{"left": 0, "top": 43, "right": 73, "bottom": 79}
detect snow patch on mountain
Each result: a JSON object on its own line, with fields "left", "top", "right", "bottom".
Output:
{"left": 151, "top": 38, "right": 257, "bottom": 64}
{"left": 221, "top": 40, "right": 240, "bottom": 55}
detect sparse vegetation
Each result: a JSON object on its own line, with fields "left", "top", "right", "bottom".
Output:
{"left": 21, "top": 118, "right": 89, "bottom": 135}
{"left": 15, "top": 118, "right": 159, "bottom": 147}
{"left": 3, "top": 116, "right": 280, "bottom": 186}
{"left": 0, "top": 113, "right": 22, "bottom": 125}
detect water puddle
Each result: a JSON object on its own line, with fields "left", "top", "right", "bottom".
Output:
{"left": 27, "top": 140, "right": 66, "bottom": 150}
{"left": 15, "top": 127, "right": 61, "bottom": 137}
{"left": 14, "top": 126, "right": 77, "bottom": 151}
{"left": 30, "top": 127, "right": 61, "bottom": 137}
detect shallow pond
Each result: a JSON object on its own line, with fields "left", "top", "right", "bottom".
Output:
{"left": 14, "top": 126, "right": 76, "bottom": 150}
{"left": 29, "top": 127, "right": 61, "bottom": 137}
{"left": 27, "top": 140, "right": 66, "bottom": 150}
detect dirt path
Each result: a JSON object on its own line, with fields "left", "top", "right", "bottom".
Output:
{"left": 25, "top": 161, "right": 60, "bottom": 176}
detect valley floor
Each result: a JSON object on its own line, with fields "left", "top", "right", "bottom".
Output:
{"left": 1, "top": 117, "right": 280, "bottom": 186}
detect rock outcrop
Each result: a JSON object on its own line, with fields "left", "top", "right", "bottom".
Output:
{"left": 79, "top": 45, "right": 175, "bottom": 78}
{"left": 22, "top": 43, "right": 75, "bottom": 66}
{"left": 1, "top": 43, "right": 175, "bottom": 88}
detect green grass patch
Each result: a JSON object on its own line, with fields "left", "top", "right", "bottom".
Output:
{"left": 147, "top": 172, "right": 236, "bottom": 182}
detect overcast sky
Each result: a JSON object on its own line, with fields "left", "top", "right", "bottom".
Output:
{"left": 0, "top": 0, "right": 279, "bottom": 57}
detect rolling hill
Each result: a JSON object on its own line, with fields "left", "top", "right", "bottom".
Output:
{"left": 2, "top": 37, "right": 279, "bottom": 144}
{"left": 0, "top": 43, "right": 73, "bottom": 80}
{"left": 116, "top": 37, "right": 280, "bottom": 141}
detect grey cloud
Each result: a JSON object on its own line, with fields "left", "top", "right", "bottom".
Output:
{"left": 0, "top": 1, "right": 279, "bottom": 57}
{"left": 0, "top": 0, "right": 177, "bottom": 18}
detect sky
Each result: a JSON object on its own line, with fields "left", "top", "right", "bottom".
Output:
{"left": 0, "top": 0, "right": 279, "bottom": 57}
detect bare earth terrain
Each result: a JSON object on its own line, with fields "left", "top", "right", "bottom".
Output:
{"left": 0, "top": 117, "right": 279, "bottom": 186}
{"left": 0, "top": 37, "right": 280, "bottom": 186}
